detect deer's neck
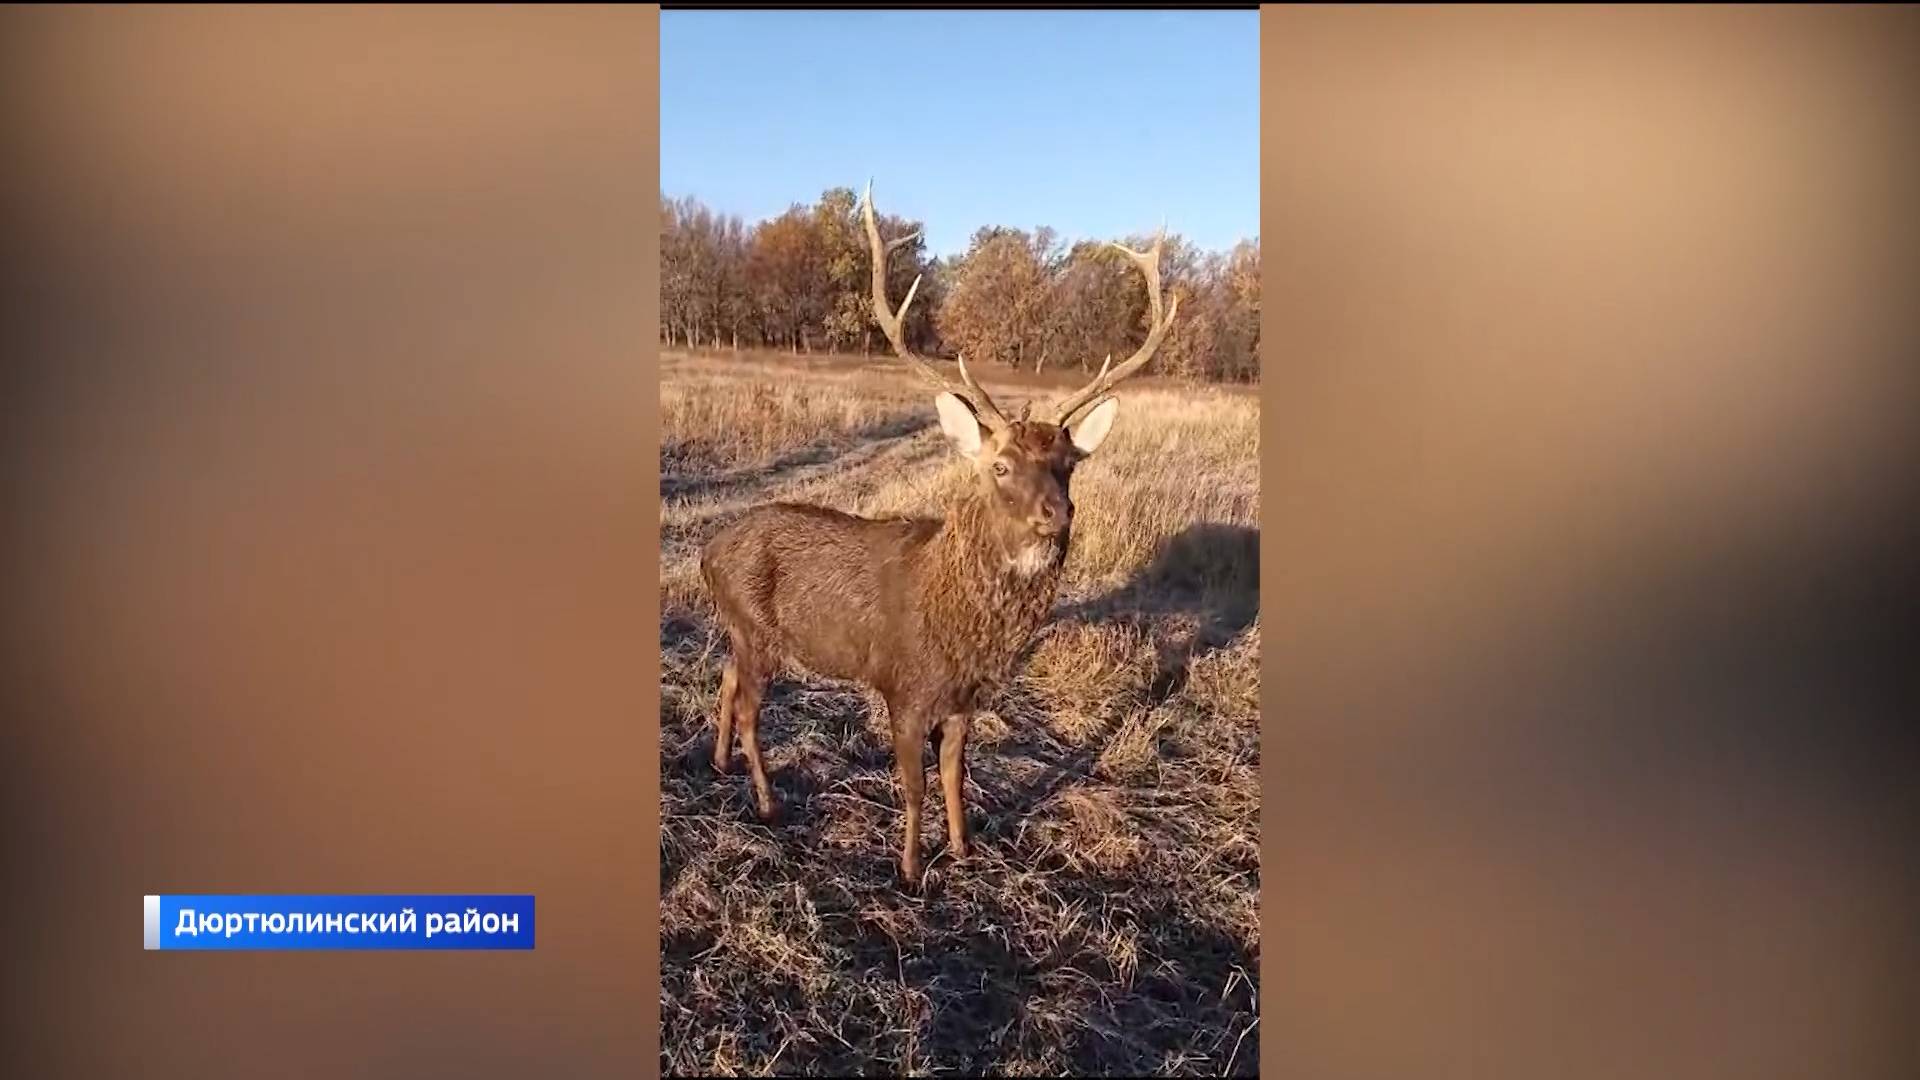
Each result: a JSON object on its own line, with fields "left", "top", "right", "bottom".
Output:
{"left": 917, "top": 492, "right": 1065, "bottom": 682}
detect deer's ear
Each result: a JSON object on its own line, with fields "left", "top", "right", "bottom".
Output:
{"left": 934, "top": 392, "right": 985, "bottom": 457}
{"left": 1067, "top": 397, "right": 1119, "bottom": 456}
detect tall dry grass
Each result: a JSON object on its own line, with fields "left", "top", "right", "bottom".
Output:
{"left": 659, "top": 348, "right": 1259, "bottom": 1076}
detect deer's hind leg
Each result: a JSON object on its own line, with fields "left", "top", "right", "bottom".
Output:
{"left": 724, "top": 634, "right": 777, "bottom": 821}
{"left": 713, "top": 629, "right": 777, "bottom": 820}
{"left": 712, "top": 660, "right": 740, "bottom": 774}
{"left": 737, "top": 668, "right": 775, "bottom": 818}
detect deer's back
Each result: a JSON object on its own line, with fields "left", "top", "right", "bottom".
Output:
{"left": 701, "top": 502, "right": 939, "bottom": 691}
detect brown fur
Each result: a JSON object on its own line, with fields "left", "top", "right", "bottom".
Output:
{"left": 701, "top": 417, "right": 1087, "bottom": 884}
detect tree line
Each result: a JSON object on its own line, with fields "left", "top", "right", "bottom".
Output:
{"left": 662, "top": 188, "right": 1260, "bottom": 383}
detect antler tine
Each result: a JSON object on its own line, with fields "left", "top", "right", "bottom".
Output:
{"left": 955, "top": 352, "right": 987, "bottom": 399}
{"left": 1045, "top": 233, "right": 1182, "bottom": 426}
{"left": 862, "top": 181, "right": 1009, "bottom": 429}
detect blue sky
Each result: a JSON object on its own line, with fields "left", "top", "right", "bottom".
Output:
{"left": 661, "top": 10, "right": 1259, "bottom": 257}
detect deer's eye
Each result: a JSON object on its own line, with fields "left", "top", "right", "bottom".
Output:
{"left": 991, "top": 461, "right": 1009, "bottom": 478}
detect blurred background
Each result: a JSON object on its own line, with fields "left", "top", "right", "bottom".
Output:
{"left": 2, "top": 7, "right": 659, "bottom": 1075}
{"left": 1263, "top": 6, "right": 1918, "bottom": 1079}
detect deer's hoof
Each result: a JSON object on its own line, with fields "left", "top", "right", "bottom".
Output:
{"left": 755, "top": 797, "right": 780, "bottom": 823}
{"left": 711, "top": 751, "right": 731, "bottom": 775}
{"left": 899, "top": 859, "right": 924, "bottom": 889}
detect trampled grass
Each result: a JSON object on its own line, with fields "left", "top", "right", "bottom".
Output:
{"left": 660, "top": 348, "right": 1260, "bottom": 1076}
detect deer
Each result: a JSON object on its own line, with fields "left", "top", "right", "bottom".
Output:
{"left": 699, "top": 182, "right": 1180, "bottom": 886}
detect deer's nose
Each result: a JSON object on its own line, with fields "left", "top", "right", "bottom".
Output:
{"left": 1032, "top": 498, "right": 1070, "bottom": 534}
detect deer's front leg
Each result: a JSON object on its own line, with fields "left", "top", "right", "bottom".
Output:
{"left": 938, "top": 713, "right": 971, "bottom": 861}
{"left": 894, "top": 721, "right": 928, "bottom": 885}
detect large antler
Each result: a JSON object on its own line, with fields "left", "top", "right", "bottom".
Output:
{"left": 860, "top": 181, "right": 1009, "bottom": 430}
{"left": 1044, "top": 231, "right": 1182, "bottom": 426}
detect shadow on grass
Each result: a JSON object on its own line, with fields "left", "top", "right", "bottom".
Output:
{"left": 1059, "top": 521, "right": 1260, "bottom": 695}
{"left": 661, "top": 413, "right": 932, "bottom": 501}
{"left": 991, "top": 522, "right": 1261, "bottom": 810}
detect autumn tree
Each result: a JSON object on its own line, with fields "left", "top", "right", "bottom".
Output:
{"left": 813, "top": 187, "right": 868, "bottom": 352}
{"left": 1213, "top": 238, "right": 1261, "bottom": 383}
{"left": 1046, "top": 241, "right": 1139, "bottom": 373}
{"left": 660, "top": 195, "right": 694, "bottom": 348}
{"left": 939, "top": 226, "right": 1059, "bottom": 372}
{"left": 747, "top": 207, "right": 822, "bottom": 353}
{"left": 712, "top": 212, "right": 752, "bottom": 351}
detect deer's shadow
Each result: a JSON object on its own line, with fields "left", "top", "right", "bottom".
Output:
{"left": 977, "top": 522, "right": 1260, "bottom": 808}
{"left": 1056, "top": 520, "right": 1259, "bottom": 698}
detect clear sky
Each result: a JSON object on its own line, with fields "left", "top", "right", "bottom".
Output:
{"left": 661, "top": 9, "right": 1259, "bottom": 257}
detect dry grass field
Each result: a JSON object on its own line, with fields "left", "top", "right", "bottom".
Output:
{"left": 659, "top": 349, "right": 1261, "bottom": 1076}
